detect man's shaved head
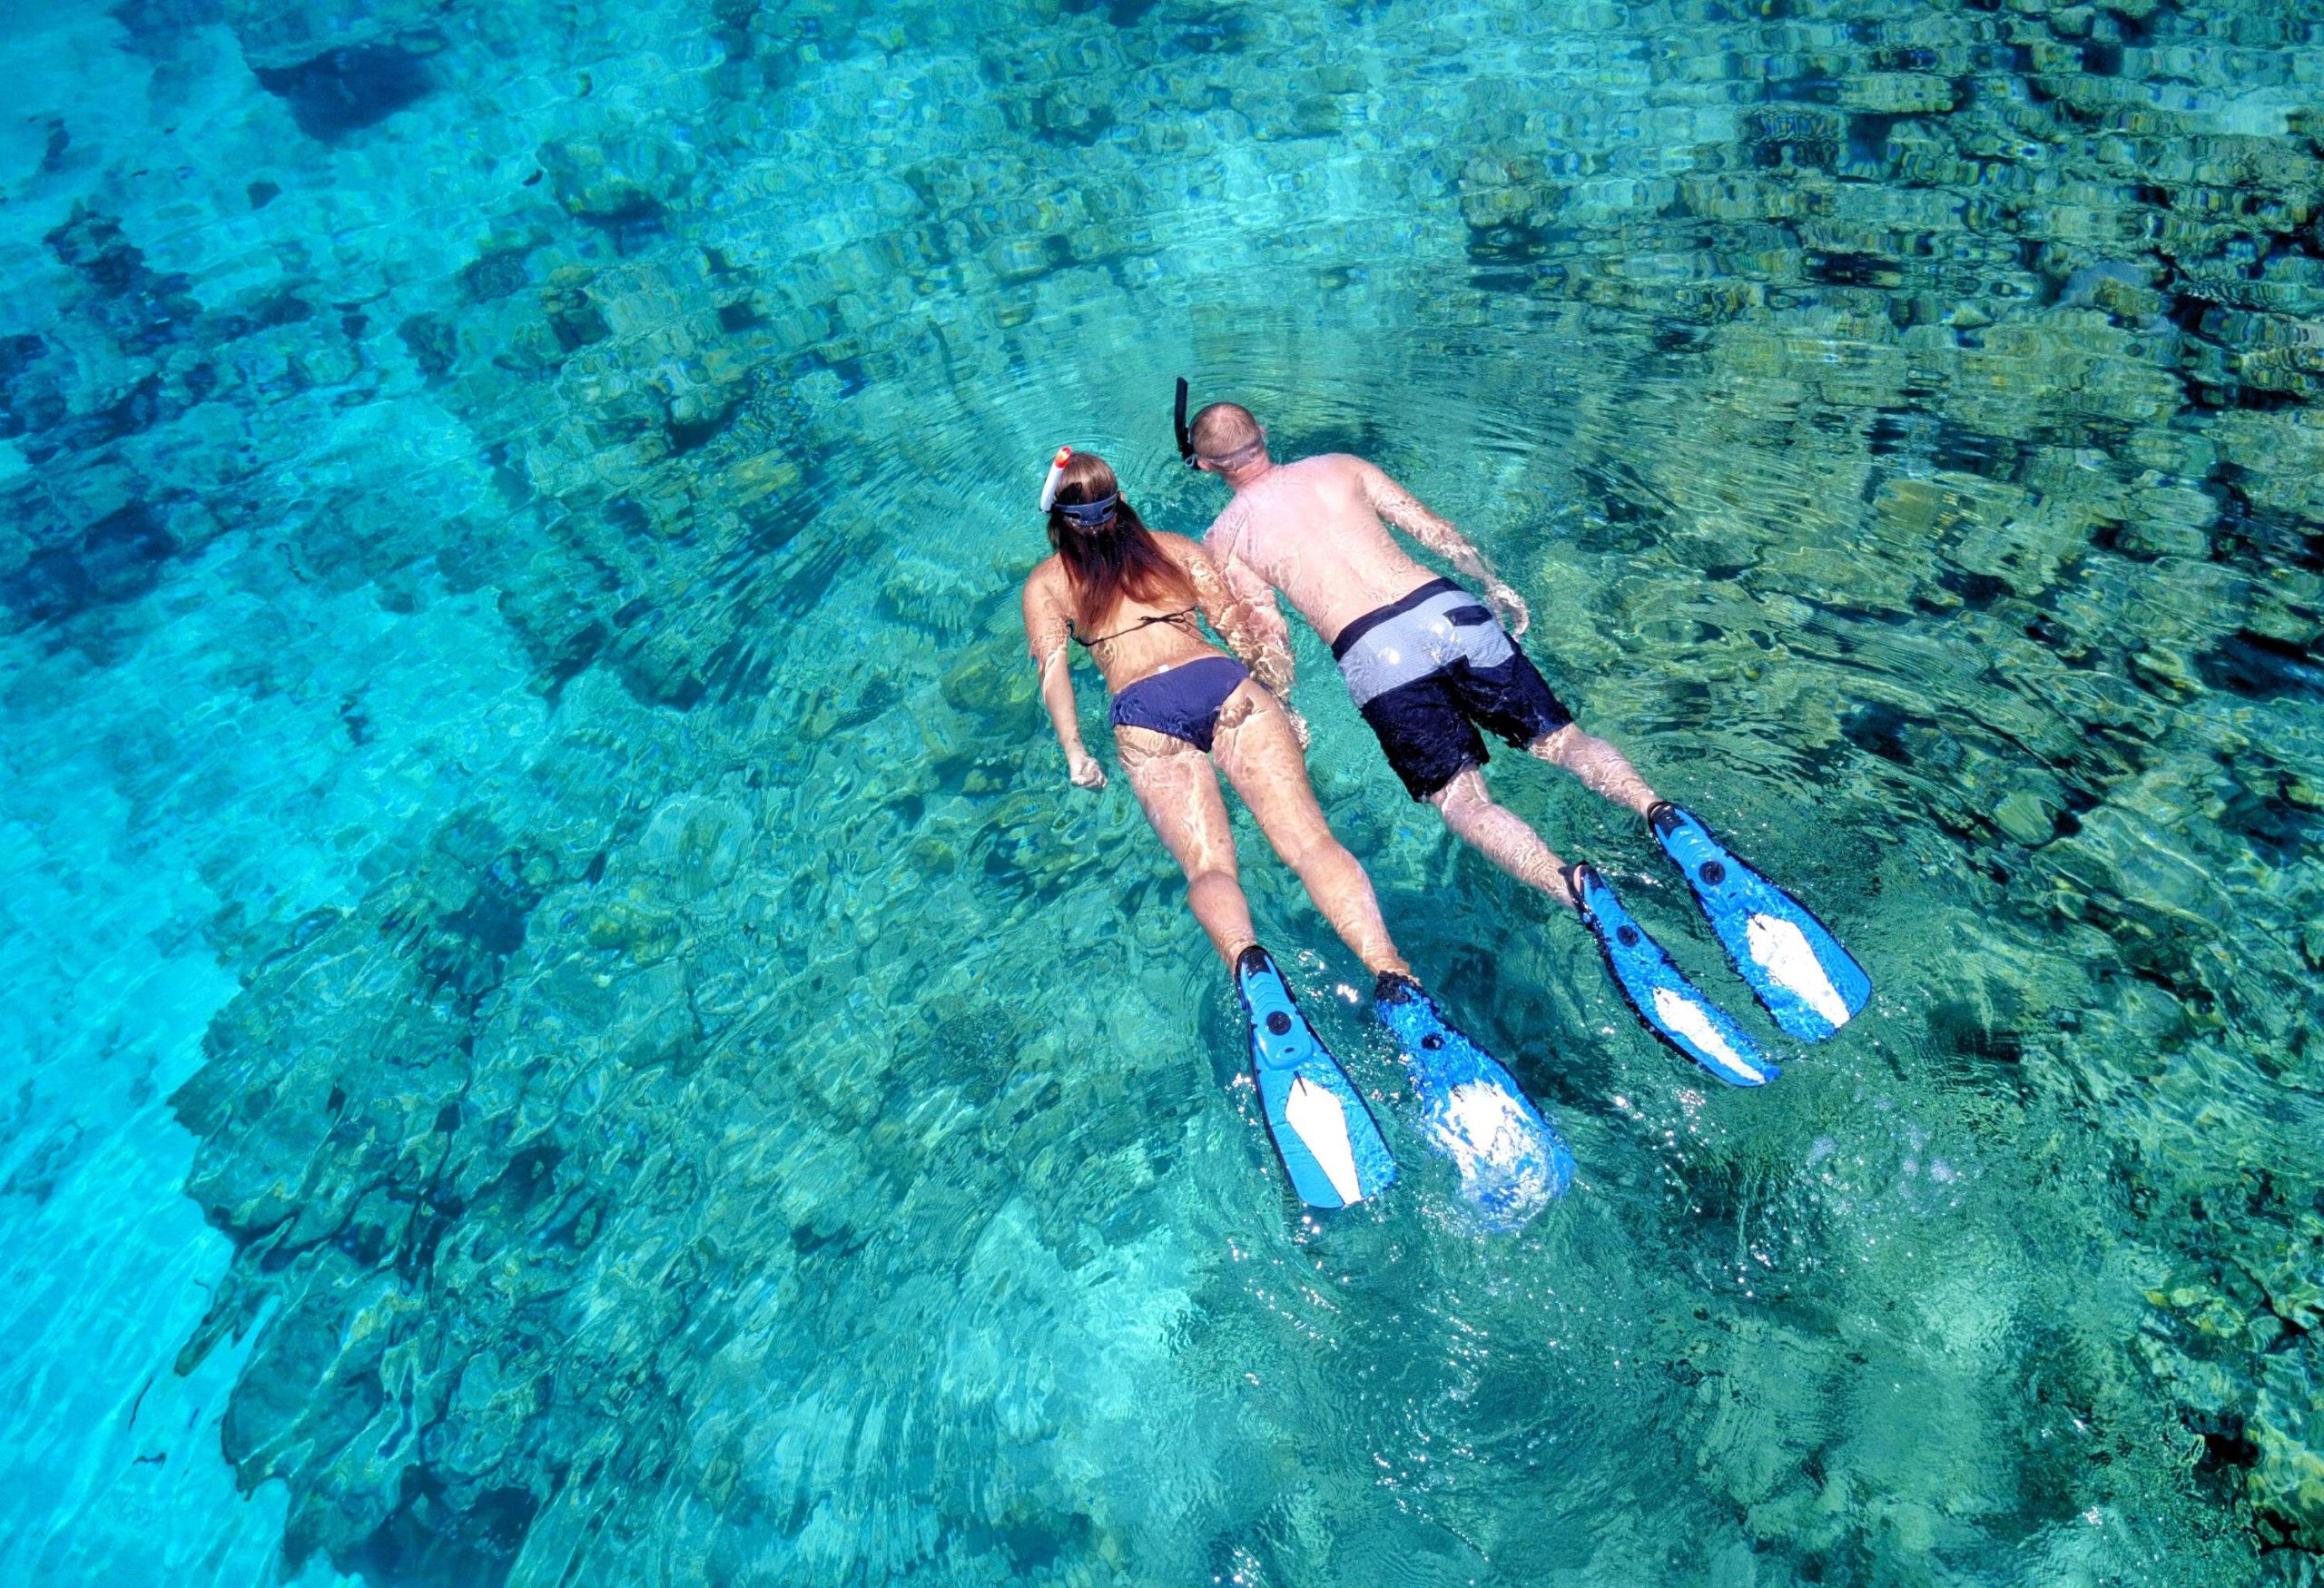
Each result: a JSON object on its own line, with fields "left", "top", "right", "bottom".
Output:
{"left": 1189, "top": 402, "right": 1266, "bottom": 465}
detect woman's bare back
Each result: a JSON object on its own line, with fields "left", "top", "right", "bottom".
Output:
{"left": 1025, "top": 533, "right": 1236, "bottom": 693}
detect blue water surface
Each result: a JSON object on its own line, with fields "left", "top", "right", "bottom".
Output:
{"left": 3, "top": 1, "right": 2321, "bottom": 1584}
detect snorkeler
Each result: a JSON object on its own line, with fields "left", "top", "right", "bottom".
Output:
{"left": 1180, "top": 386, "right": 1869, "bottom": 1083}
{"left": 1022, "top": 448, "right": 1571, "bottom": 1226}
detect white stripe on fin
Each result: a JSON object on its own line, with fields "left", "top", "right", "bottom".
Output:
{"left": 1747, "top": 913, "right": 1853, "bottom": 1028}
{"left": 1650, "top": 986, "right": 1765, "bottom": 1080}
{"left": 1443, "top": 1080, "right": 1534, "bottom": 1159}
{"left": 1285, "top": 1075, "right": 1364, "bottom": 1204}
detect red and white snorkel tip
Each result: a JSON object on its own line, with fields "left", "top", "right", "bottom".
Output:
{"left": 1039, "top": 446, "right": 1071, "bottom": 512}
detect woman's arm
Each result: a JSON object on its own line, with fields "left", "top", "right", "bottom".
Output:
{"left": 1021, "top": 571, "right": 1106, "bottom": 789}
{"left": 1357, "top": 459, "right": 1530, "bottom": 637}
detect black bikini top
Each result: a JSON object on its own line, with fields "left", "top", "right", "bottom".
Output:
{"left": 1073, "top": 607, "right": 1200, "bottom": 648}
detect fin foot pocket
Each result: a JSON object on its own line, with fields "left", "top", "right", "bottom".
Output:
{"left": 1570, "top": 865, "right": 1777, "bottom": 1087}
{"left": 1374, "top": 977, "right": 1573, "bottom": 1230}
{"left": 1235, "top": 948, "right": 1397, "bottom": 1209}
{"left": 1648, "top": 806, "right": 1871, "bottom": 1042}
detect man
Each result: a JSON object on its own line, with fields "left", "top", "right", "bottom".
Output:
{"left": 1188, "top": 398, "right": 1871, "bottom": 1086}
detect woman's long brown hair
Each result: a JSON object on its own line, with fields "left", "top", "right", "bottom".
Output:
{"left": 1046, "top": 450, "right": 1195, "bottom": 634}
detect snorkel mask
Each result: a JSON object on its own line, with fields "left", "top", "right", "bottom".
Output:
{"left": 1038, "top": 445, "right": 1118, "bottom": 528}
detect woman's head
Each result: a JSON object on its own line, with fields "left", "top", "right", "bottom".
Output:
{"left": 1048, "top": 450, "right": 1123, "bottom": 529}
{"left": 1044, "top": 449, "right": 1193, "bottom": 630}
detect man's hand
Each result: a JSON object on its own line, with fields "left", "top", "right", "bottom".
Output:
{"left": 1067, "top": 748, "right": 1108, "bottom": 789}
{"left": 1486, "top": 578, "right": 1531, "bottom": 639}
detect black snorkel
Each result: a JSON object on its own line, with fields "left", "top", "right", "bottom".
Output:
{"left": 1174, "top": 376, "right": 1196, "bottom": 469}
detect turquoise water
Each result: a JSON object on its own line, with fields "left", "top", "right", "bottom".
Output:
{"left": 3, "top": 0, "right": 2321, "bottom": 1583}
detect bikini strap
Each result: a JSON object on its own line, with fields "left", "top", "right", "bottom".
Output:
{"left": 1077, "top": 607, "right": 1199, "bottom": 647}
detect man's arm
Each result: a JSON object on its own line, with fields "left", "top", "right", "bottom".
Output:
{"left": 1200, "top": 520, "right": 1299, "bottom": 696}
{"left": 1356, "top": 459, "right": 1531, "bottom": 637}
{"left": 1020, "top": 572, "right": 1105, "bottom": 789}
{"left": 1181, "top": 537, "right": 1309, "bottom": 747}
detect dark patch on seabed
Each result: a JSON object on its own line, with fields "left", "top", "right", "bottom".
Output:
{"left": 0, "top": 0, "right": 2320, "bottom": 1583}
{"left": 254, "top": 39, "right": 441, "bottom": 141}
{"left": 1, "top": 502, "right": 178, "bottom": 628}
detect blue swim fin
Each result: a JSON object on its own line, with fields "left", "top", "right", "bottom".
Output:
{"left": 1373, "top": 974, "right": 1573, "bottom": 1229}
{"left": 1235, "top": 947, "right": 1397, "bottom": 1210}
{"left": 1568, "top": 864, "right": 1778, "bottom": 1088}
{"left": 1649, "top": 803, "right": 1871, "bottom": 1042}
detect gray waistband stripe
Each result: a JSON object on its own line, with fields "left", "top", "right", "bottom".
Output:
{"left": 1334, "top": 587, "right": 1514, "bottom": 708}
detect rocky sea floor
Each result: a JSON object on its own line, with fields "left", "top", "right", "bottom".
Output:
{"left": 2, "top": 0, "right": 2321, "bottom": 1583}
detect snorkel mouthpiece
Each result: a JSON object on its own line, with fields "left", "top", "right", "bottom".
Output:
{"left": 1174, "top": 376, "right": 1196, "bottom": 468}
{"left": 1038, "top": 446, "right": 1071, "bottom": 512}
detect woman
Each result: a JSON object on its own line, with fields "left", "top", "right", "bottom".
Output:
{"left": 1020, "top": 449, "right": 1571, "bottom": 1225}
{"left": 1021, "top": 448, "right": 1401, "bottom": 985}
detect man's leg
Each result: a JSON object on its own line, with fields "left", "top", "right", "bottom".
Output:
{"left": 1426, "top": 766, "right": 1579, "bottom": 911}
{"left": 1528, "top": 723, "right": 1659, "bottom": 818}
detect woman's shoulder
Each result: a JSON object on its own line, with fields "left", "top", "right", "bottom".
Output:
{"left": 1022, "top": 553, "right": 1068, "bottom": 604}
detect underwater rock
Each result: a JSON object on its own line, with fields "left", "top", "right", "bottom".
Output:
{"left": 2211, "top": 409, "right": 2324, "bottom": 528}
{"left": 1837, "top": 72, "right": 1957, "bottom": 115}
{"left": 40, "top": 204, "right": 202, "bottom": 361}
{"left": 1993, "top": 787, "right": 2059, "bottom": 846}
{"left": 2251, "top": 1358, "right": 2324, "bottom": 1548}
{"left": 879, "top": 542, "right": 1012, "bottom": 640}
{"left": 0, "top": 500, "right": 177, "bottom": 629}
{"left": 635, "top": 794, "right": 754, "bottom": 895}
{"left": 1459, "top": 148, "right": 1564, "bottom": 260}
{"left": 1947, "top": 498, "right": 2099, "bottom": 597}
{"left": 539, "top": 132, "right": 702, "bottom": 244}
{"left": 939, "top": 635, "right": 1037, "bottom": 719}
{"left": 2115, "top": 481, "right": 2220, "bottom": 561}
{"left": 252, "top": 38, "right": 442, "bottom": 142}
{"left": 1948, "top": 312, "right": 2184, "bottom": 437}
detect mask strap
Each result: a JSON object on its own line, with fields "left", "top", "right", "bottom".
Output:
{"left": 1058, "top": 494, "right": 1118, "bottom": 528}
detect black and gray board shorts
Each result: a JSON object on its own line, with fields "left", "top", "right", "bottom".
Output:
{"left": 1332, "top": 577, "right": 1573, "bottom": 800}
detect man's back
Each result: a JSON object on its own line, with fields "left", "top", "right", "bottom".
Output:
{"left": 1203, "top": 454, "right": 1439, "bottom": 645}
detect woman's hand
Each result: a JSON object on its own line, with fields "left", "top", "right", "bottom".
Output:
{"left": 1068, "top": 747, "right": 1108, "bottom": 789}
{"left": 1485, "top": 578, "right": 1531, "bottom": 639}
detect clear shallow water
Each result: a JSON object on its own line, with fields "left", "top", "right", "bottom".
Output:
{"left": 2, "top": 0, "right": 2320, "bottom": 1583}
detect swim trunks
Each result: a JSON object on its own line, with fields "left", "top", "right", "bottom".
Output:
{"left": 1333, "top": 578, "right": 1572, "bottom": 800}
{"left": 1110, "top": 655, "right": 1250, "bottom": 753}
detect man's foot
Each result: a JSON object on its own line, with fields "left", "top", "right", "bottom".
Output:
{"left": 1566, "top": 862, "right": 1779, "bottom": 1087}
{"left": 1647, "top": 804, "right": 1871, "bottom": 1042}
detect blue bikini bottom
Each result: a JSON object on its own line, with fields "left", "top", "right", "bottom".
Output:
{"left": 1109, "top": 656, "right": 1250, "bottom": 753}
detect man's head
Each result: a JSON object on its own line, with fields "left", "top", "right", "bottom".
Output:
{"left": 1189, "top": 402, "right": 1269, "bottom": 473}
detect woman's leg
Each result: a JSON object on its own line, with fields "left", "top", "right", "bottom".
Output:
{"left": 1209, "top": 685, "right": 1410, "bottom": 977}
{"left": 1117, "top": 725, "right": 1257, "bottom": 966}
